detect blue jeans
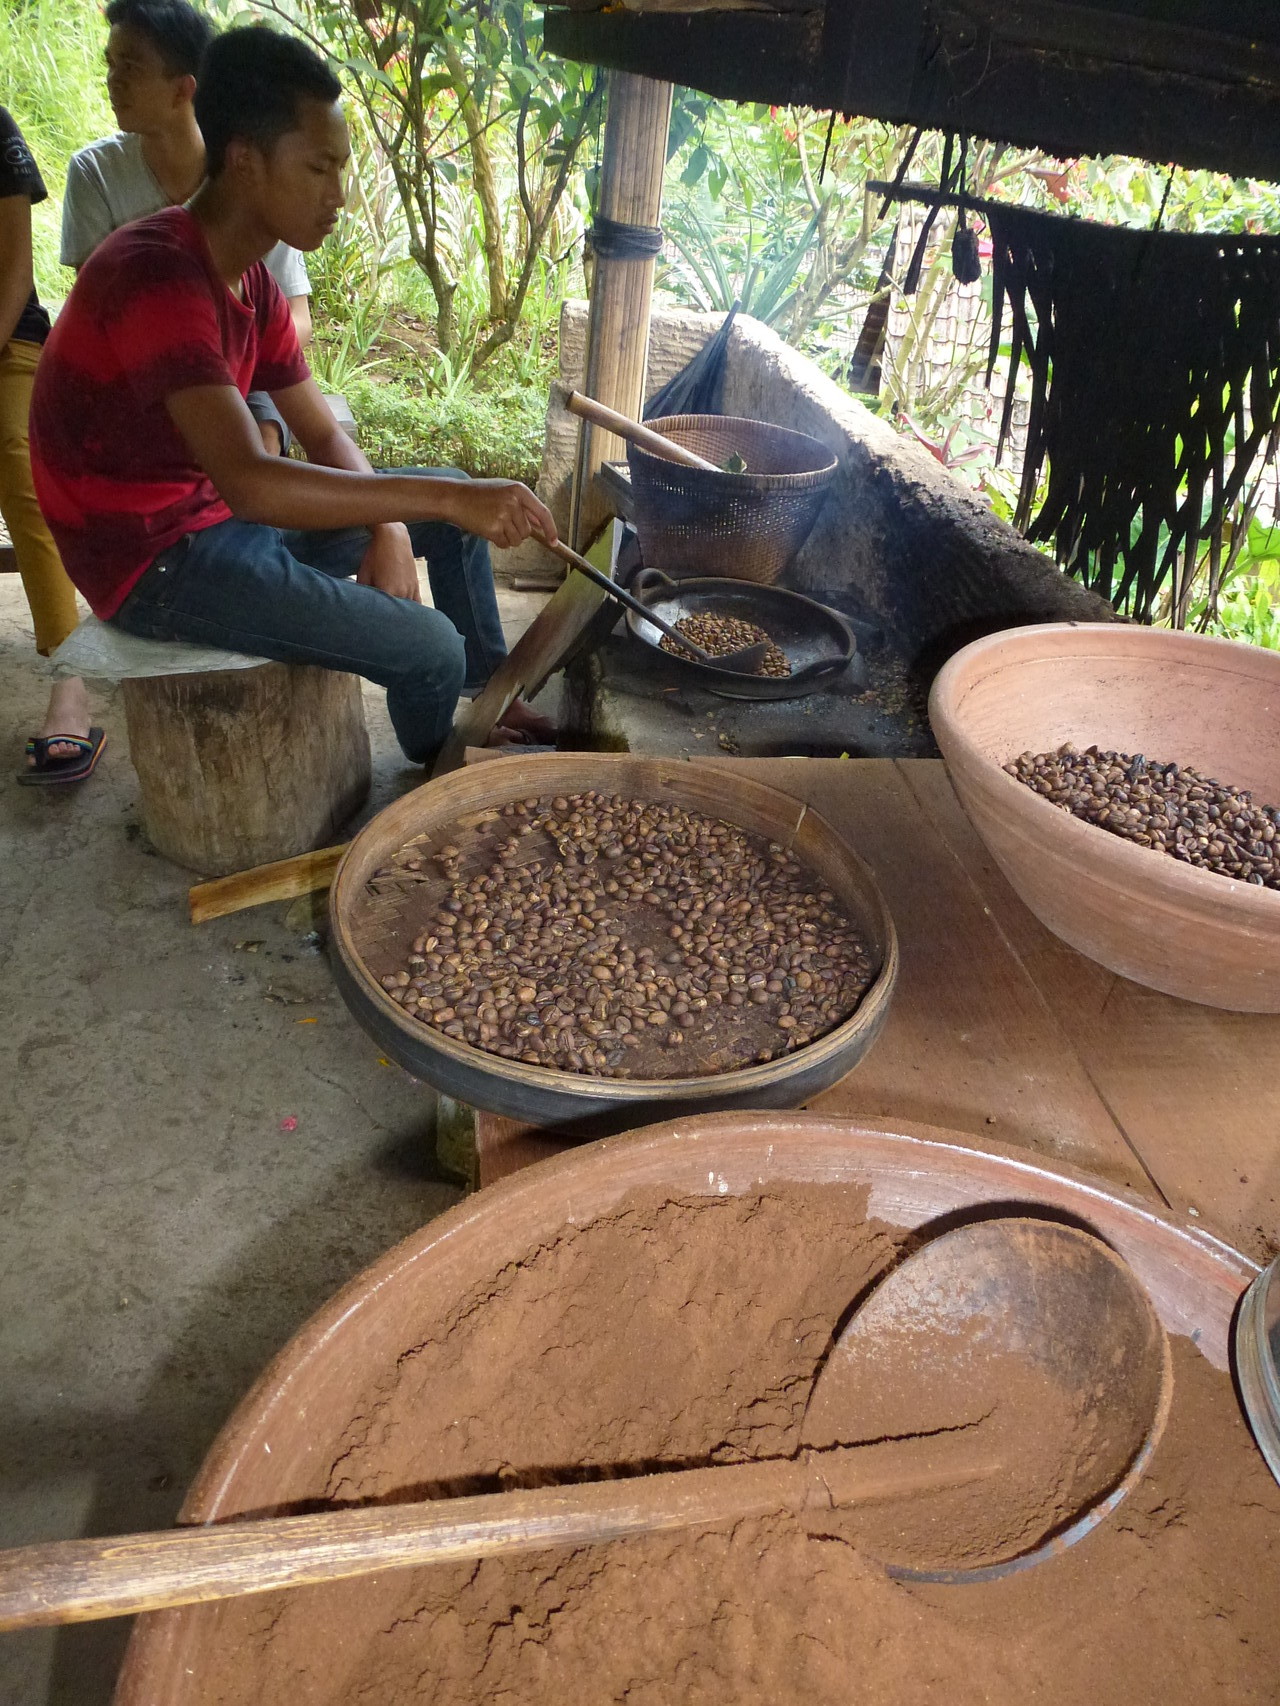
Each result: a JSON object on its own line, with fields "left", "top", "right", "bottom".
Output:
{"left": 110, "top": 469, "right": 508, "bottom": 765}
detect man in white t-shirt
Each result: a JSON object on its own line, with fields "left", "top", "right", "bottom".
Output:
{"left": 62, "top": 0, "right": 311, "bottom": 453}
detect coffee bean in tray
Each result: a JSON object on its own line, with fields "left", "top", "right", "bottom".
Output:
{"left": 660, "top": 613, "right": 792, "bottom": 678}
{"left": 1006, "top": 745, "right": 1280, "bottom": 891}
{"left": 374, "top": 793, "right": 874, "bottom": 1078}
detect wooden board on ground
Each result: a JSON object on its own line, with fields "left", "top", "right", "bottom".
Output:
{"left": 189, "top": 844, "right": 347, "bottom": 924}
{"left": 473, "top": 758, "right": 1280, "bottom": 1263}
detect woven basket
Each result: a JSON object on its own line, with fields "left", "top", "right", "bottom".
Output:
{"left": 627, "top": 414, "right": 838, "bottom": 584}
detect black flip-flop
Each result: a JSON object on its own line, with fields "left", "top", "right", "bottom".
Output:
{"left": 18, "top": 727, "right": 108, "bottom": 786}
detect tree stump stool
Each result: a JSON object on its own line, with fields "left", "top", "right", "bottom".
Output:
{"left": 121, "top": 661, "right": 371, "bottom": 876}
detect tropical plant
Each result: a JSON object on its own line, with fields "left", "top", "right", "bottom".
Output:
{"left": 658, "top": 103, "right": 912, "bottom": 346}
{"left": 307, "top": 294, "right": 392, "bottom": 391}
{"left": 344, "top": 371, "right": 546, "bottom": 480}
{"left": 214, "top": 0, "right": 598, "bottom": 365}
{"left": 0, "top": 0, "right": 113, "bottom": 305}
{"left": 1202, "top": 557, "right": 1280, "bottom": 648}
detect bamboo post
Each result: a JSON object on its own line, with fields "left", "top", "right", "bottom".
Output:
{"left": 569, "top": 71, "right": 674, "bottom": 550}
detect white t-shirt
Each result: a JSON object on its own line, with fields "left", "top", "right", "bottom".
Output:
{"left": 61, "top": 131, "right": 311, "bottom": 298}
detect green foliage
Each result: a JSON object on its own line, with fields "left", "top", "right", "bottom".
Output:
{"left": 0, "top": 0, "right": 113, "bottom": 307}
{"left": 1188, "top": 518, "right": 1280, "bottom": 649}
{"left": 658, "top": 102, "right": 904, "bottom": 348}
{"left": 1204, "top": 560, "right": 1280, "bottom": 649}
{"left": 1072, "top": 157, "right": 1280, "bottom": 237}
{"left": 307, "top": 297, "right": 392, "bottom": 392}
{"left": 223, "top": 0, "right": 597, "bottom": 363}
{"left": 344, "top": 372, "right": 546, "bottom": 484}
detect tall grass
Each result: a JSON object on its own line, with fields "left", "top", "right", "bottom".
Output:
{"left": 0, "top": 0, "right": 114, "bottom": 309}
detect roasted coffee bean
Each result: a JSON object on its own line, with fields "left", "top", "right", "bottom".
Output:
{"left": 380, "top": 793, "right": 876, "bottom": 1079}
{"left": 658, "top": 613, "right": 791, "bottom": 678}
{"left": 1005, "top": 746, "right": 1280, "bottom": 893}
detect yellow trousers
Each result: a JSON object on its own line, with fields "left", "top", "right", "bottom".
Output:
{"left": 0, "top": 337, "right": 79, "bottom": 656}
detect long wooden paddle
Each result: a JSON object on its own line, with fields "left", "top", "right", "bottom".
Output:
{"left": 0, "top": 1221, "right": 1168, "bottom": 1628}
{"left": 563, "top": 391, "right": 721, "bottom": 471}
{"left": 0, "top": 1440, "right": 989, "bottom": 1632}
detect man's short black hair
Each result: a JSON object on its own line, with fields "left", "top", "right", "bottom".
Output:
{"left": 195, "top": 27, "right": 342, "bottom": 177}
{"left": 104, "top": 0, "right": 215, "bottom": 80}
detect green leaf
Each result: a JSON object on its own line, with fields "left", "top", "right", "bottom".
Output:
{"left": 1245, "top": 519, "right": 1280, "bottom": 561}
{"left": 342, "top": 55, "right": 398, "bottom": 93}
{"left": 681, "top": 144, "right": 709, "bottom": 187}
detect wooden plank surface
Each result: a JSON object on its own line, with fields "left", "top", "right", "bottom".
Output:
{"left": 475, "top": 758, "right": 1280, "bottom": 1261}
{"left": 745, "top": 760, "right": 1146, "bottom": 1192}
{"left": 433, "top": 565, "right": 611, "bottom": 776}
{"left": 899, "top": 762, "right": 1280, "bottom": 1261}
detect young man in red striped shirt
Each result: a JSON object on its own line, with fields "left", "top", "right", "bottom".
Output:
{"left": 30, "top": 26, "right": 555, "bottom": 765}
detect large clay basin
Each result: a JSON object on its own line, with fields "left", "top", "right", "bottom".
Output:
{"left": 113, "top": 1113, "right": 1257, "bottom": 1702}
{"left": 929, "top": 622, "right": 1280, "bottom": 1010}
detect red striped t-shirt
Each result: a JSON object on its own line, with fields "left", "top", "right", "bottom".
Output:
{"left": 30, "top": 206, "right": 309, "bottom": 618}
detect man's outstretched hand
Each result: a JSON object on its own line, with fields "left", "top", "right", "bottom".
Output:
{"left": 448, "top": 479, "right": 558, "bottom": 550}
{"left": 354, "top": 482, "right": 560, "bottom": 603}
{"left": 357, "top": 523, "right": 422, "bottom": 602}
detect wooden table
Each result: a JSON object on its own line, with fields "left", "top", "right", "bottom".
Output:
{"left": 471, "top": 758, "right": 1280, "bottom": 1264}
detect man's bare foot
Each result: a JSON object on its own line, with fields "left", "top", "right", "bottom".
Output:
{"left": 483, "top": 725, "right": 531, "bottom": 749}
{"left": 497, "top": 698, "right": 557, "bottom": 743}
{"left": 29, "top": 676, "right": 91, "bottom": 766}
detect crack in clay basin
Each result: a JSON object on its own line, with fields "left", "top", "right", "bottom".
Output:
{"left": 115, "top": 1118, "right": 1280, "bottom": 1705}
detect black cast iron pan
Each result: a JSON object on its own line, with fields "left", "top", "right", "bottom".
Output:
{"left": 624, "top": 567, "right": 856, "bottom": 701}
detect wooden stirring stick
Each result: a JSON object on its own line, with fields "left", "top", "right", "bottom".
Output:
{"left": 0, "top": 1441, "right": 998, "bottom": 1631}
{"left": 564, "top": 391, "right": 722, "bottom": 471}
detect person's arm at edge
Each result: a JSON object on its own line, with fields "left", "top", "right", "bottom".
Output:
{"left": 165, "top": 379, "right": 557, "bottom": 598}
{"left": 0, "top": 196, "right": 35, "bottom": 348}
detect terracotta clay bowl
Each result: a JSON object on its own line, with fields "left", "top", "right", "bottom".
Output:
{"left": 113, "top": 1113, "right": 1258, "bottom": 1703}
{"left": 929, "top": 623, "right": 1280, "bottom": 1011}
{"left": 329, "top": 754, "right": 898, "bottom": 1131}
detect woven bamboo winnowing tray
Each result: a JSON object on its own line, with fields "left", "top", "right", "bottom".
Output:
{"left": 627, "top": 414, "right": 838, "bottom": 584}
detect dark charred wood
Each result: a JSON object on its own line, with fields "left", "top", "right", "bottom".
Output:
{"left": 544, "top": 0, "right": 1280, "bottom": 181}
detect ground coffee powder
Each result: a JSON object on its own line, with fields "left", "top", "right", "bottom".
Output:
{"left": 192, "top": 1185, "right": 1280, "bottom": 1704}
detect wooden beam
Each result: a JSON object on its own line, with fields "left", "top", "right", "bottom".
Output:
{"left": 544, "top": 2, "right": 1280, "bottom": 182}
{"left": 544, "top": 10, "right": 822, "bottom": 109}
{"left": 432, "top": 532, "right": 618, "bottom": 775}
{"left": 964, "top": 0, "right": 1280, "bottom": 85}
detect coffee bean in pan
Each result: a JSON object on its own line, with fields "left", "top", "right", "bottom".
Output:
{"left": 659, "top": 613, "right": 792, "bottom": 678}
{"left": 1005, "top": 745, "right": 1280, "bottom": 891}
{"left": 378, "top": 793, "right": 874, "bottom": 1078}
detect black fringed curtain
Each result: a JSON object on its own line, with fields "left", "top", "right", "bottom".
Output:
{"left": 984, "top": 205, "right": 1280, "bottom": 623}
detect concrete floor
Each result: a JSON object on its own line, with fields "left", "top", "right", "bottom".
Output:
{"left": 0, "top": 575, "right": 550, "bottom": 1703}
